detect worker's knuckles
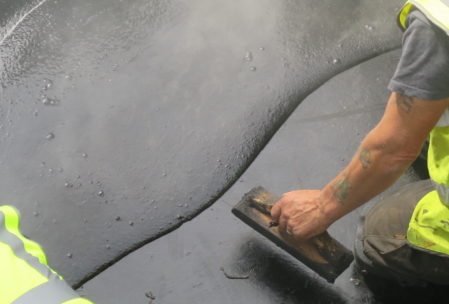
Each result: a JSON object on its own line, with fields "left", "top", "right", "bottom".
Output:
{"left": 287, "top": 224, "right": 311, "bottom": 241}
{"left": 272, "top": 195, "right": 295, "bottom": 218}
{"left": 278, "top": 213, "right": 290, "bottom": 230}
{"left": 280, "top": 192, "right": 299, "bottom": 204}
{"left": 270, "top": 203, "right": 281, "bottom": 220}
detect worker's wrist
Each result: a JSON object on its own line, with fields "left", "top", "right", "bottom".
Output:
{"left": 317, "top": 188, "right": 345, "bottom": 224}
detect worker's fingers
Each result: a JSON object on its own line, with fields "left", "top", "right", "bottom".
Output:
{"left": 278, "top": 212, "right": 289, "bottom": 232}
{"left": 270, "top": 200, "right": 282, "bottom": 221}
{"left": 285, "top": 223, "right": 296, "bottom": 238}
{"left": 271, "top": 196, "right": 291, "bottom": 233}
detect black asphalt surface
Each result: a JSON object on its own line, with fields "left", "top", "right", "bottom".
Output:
{"left": 0, "top": 0, "right": 425, "bottom": 302}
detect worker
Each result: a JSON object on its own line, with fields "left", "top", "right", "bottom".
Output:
{"left": 0, "top": 205, "right": 93, "bottom": 303}
{"left": 271, "top": 0, "right": 449, "bottom": 291}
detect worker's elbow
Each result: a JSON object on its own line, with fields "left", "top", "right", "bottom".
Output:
{"left": 385, "top": 147, "right": 421, "bottom": 172}
{"left": 364, "top": 128, "right": 425, "bottom": 173}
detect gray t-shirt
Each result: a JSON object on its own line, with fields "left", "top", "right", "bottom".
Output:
{"left": 388, "top": 10, "right": 449, "bottom": 100}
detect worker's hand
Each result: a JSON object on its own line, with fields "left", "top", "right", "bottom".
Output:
{"left": 270, "top": 190, "right": 332, "bottom": 240}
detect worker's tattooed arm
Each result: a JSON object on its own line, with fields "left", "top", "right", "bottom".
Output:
{"left": 271, "top": 93, "right": 449, "bottom": 240}
{"left": 330, "top": 148, "right": 371, "bottom": 206}
{"left": 359, "top": 147, "right": 372, "bottom": 170}
{"left": 317, "top": 92, "right": 448, "bottom": 224}
{"left": 332, "top": 174, "right": 350, "bottom": 205}
{"left": 396, "top": 94, "right": 415, "bottom": 113}
{"left": 328, "top": 146, "right": 372, "bottom": 206}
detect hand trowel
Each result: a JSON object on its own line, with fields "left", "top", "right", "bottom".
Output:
{"left": 232, "top": 186, "right": 353, "bottom": 283}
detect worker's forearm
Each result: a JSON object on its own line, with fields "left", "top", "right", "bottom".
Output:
{"left": 318, "top": 129, "right": 419, "bottom": 222}
{"left": 271, "top": 94, "right": 447, "bottom": 240}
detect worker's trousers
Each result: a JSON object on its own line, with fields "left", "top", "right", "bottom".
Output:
{"left": 354, "top": 179, "right": 449, "bottom": 285}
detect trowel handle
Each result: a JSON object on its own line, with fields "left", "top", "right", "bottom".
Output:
{"left": 250, "top": 190, "right": 344, "bottom": 256}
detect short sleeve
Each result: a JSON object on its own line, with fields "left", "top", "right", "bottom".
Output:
{"left": 388, "top": 10, "right": 449, "bottom": 100}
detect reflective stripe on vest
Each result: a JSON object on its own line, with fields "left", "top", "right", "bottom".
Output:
{"left": 0, "top": 206, "right": 93, "bottom": 304}
{"left": 398, "top": 0, "right": 449, "bottom": 35}
{"left": 433, "top": 180, "right": 449, "bottom": 205}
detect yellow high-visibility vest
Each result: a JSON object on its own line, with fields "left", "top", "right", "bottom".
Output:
{"left": 0, "top": 205, "right": 93, "bottom": 304}
{"left": 399, "top": 0, "right": 449, "bottom": 255}
{"left": 408, "top": 125, "right": 449, "bottom": 256}
{"left": 398, "top": 0, "right": 449, "bottom": 35}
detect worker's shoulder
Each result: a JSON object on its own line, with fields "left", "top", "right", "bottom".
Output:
{"left": 405, "top": 9, "right": 449, "bottom": 47}
{"left": 407, "top": 10, "right": 433, "bottom": 29}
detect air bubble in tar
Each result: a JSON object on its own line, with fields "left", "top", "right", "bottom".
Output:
{"left": 41, "top": 96, "right": 59, "bottom": 106}
{"left": 46, "top": 133, "right": 55, "bottom": 140}
{"left": 244, "top": 51, "right": 253, "bottom": 62}
{"left": 41, "top": 97, "right": 51, "bottom": 105}
{"left": 43, "top": 79, "right": 53, "bottom": 90}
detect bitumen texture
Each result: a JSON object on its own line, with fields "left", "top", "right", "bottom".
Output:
{"left": 0, "top": 0, "right": 422, "bottom": 301}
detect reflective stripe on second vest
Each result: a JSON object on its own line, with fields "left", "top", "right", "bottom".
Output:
{"left": 0, "top": 206, "right": 93, "bottom": 304}
{"left": 0, "top": 207, "right": 51, "bottom": 303}
{"left": 62, "top": 299, "right": 95, "bottom": 304}
{"left": 13, "top": 278, "right": 79, "bottom": 304}
{"left": 0, "top": 242, "right": 47, "bottom": 303}
{"left": 0, "top": 206, "right": 49, "bottom": 267}
{"left": 398, "top": 0, "right": 449, "bottom": 35}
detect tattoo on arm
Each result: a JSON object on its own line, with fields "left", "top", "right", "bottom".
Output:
{"left": 396, "top": 94, "right": 415, "bottom": 113}
{"left": 332, "top": 174, "right": 350, "bottom": 205}
{"left": 359, "top": 147, "right": 372, "bottom": 169}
